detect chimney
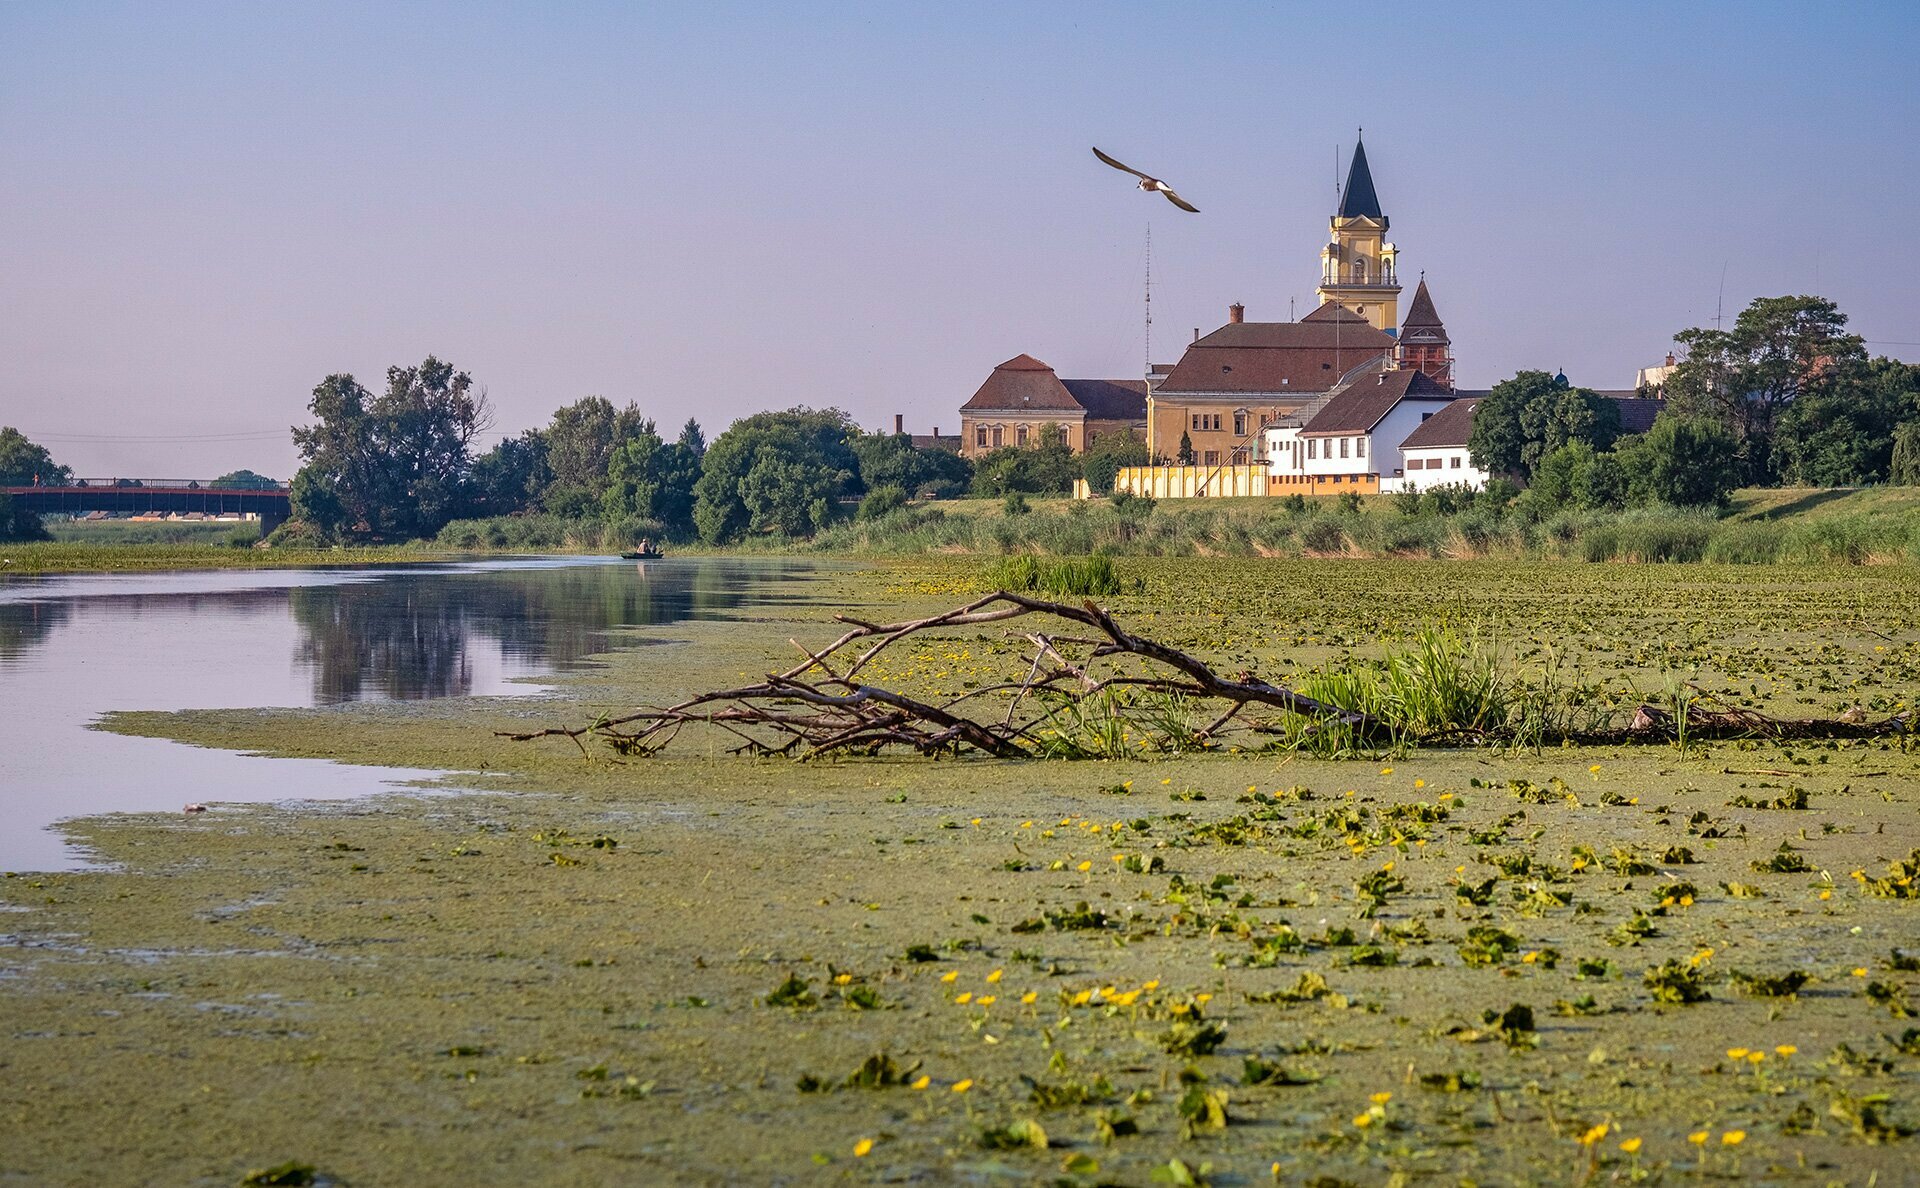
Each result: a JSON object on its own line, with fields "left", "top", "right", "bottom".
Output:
{"left": 1229, "top": 303, "right": 1244, "bottom": 324}
{"left": 933, "top": 425, "right": 940, "bottom": 438}
{"left": 1192, "top": 327, "right": 1200, "bottom": 344}
{"left": 894, "top": 414, "right": 904, "bottom": 435}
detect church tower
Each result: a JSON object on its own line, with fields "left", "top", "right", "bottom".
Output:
{"left": 1316, "top": 134, "right": 1401, "bottom": 334}
{"left": 1397, "top": 278, "right": 1452, "bottom": 389}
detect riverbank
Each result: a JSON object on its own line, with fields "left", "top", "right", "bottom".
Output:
{"left": 3, "top": 557, "right": 1917, "bottom": 1185}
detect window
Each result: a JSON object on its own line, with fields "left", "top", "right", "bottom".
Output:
{"left": 1085, "top": 431, "right": 1097, "bottom": 447}
{"left": 1203, "top": 450, "right": 1220, "bottom": 465}
{"left": 1016, "top": 425, "right": 1029, "bottom": 446}
{"left": 991, "top": 426, "right": 1003, "bottom": 448}
{"left": 1339, "top": 438, "right": 1349, "bottom": 459}
{"left": 1233, "top": 412, "right": 1247, "bottom": 436}
{"left": 975, "top": 426, "right": 987, "bottom": 448}
{"left": 1349, "top": 261, "right": 1366, "bottom": 283}
{"left": 1307, "top": 439, "right": 1317, "bottom": 460}
{"left": 1190, "top": 414, "right": 1200, "bottom": 430}
{"left": 1356, "top": 436, "right": 1366, "bottom": 459}
{"left": 1449, "top": 456, "right": 1462, "bottom": 468}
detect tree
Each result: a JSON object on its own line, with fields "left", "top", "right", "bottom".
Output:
{"left": 1525, "top": 442, "right": 1628, "bottom": 513}
{"left": 0, "top": 427, "right": 70, "bottom": 486}
{"left": 466, "top": 431, "right": 551, "bottom": 517}
{"left": 1664, "top": 295, "right": 1867, "bottom": 484}
{"left": 1082, "top": 433, "right": 1150, "bottom": 495}
{"left": 691, "top": 408, "right": 860, "bottom": 543}
{"left": 1616, "top": 414, "right": 1742, "bottom": 508}
{"left": 968, "top": 434, "right": 1080, "bottom": 497}
{"left": 542, "top": 397, "right": 648, "bottom": 515}
{"left": 1468, "top": 370, "right": 1622, "bottom": 482}
{"left": 1176, "top": 430, "right": 1195, "bottom": 465}
{"left": 850, "top": 430, "right": 972, "bottom": 497}
{"left": 1772, "top": 357, "right": 1920, "bottom": 487}
{"left": 209, "top": 469, "right": 278, "bottom": 489}
{"left": 600, "top": 421, "right": 703, "bottom": 535}
{"left": 1894, "top": 421, "right": 1920, "bottom": 486}
{"left": 290, "top": 357, "right": 489, "bottom": 539}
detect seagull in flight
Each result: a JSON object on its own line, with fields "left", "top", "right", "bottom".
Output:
{"left": 1092, "top": 147, "right": 1200, "bottom": 213}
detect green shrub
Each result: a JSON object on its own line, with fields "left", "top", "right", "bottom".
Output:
{"left": 857, "top": 485, "right": 908, "bottom": 521}
{"left": 986, "top": 554, "right": 1120, "bottom": 597}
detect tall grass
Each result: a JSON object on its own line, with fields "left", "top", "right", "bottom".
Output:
{"left": 800, "top": 496, "right": 1920, "bottom": 566}
{"left": 986, "top": 554, "right": 1122, "bottom": 596}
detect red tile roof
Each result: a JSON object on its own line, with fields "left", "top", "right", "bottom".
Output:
{"left": 1299, "top": 369, "right": 1454, "bottom": 436}
{"left": 1159, "top": 306, "right": 1395, "bottom": 396}
{"left": 961, "top": 357, "right": 1148, "bottom": 419}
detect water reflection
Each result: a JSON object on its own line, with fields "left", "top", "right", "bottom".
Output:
{"left": 287, "top": 559, "right": 814, "bottom": 702}
{"left": 0, "top": 557, "right": 820, "bottom": 870}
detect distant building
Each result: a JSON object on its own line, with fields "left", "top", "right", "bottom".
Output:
{"left": 956, "top": 355, "right": 1146, "bottom": 457}
{"left": 1262, "top": 368, "right": 1456, "bottom": 493}
{"left": 1397, "top": 396, "right": 1490, "bottom": 491}
{"left": 1316, "top": 134, "right": 1402, "bottom": 334}
{"left": 1636, "top": 353, "right": 1679, "bottom": 392}
{"left": 1149, "top": 302, "right": 1396, "bottom": 465}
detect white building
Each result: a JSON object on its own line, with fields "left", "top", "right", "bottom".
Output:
{"left": 1262, "top": 368, "right": 1456, "bottom": 493}
{"left": 1396, "top": 396, "right": 1490, "bottom": 491}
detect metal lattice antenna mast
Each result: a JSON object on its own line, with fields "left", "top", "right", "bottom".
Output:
{"left": 1144, "top": 222, "right": 1153, "bottom": 377}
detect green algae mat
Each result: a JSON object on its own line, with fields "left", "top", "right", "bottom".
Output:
{"left": 4, "top": 558, "right": 1918, "bottom": 1186}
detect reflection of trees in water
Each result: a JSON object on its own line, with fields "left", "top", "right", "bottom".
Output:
{"left": 289, "top": 560, "right": 815, "bottom": 703}
{"left": 0, "top": 599, "right": 71, "bottom": 661}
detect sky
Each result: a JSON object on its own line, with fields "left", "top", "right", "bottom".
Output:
{"left": 3, "top": 1, "right": 1918, "bottom": 478}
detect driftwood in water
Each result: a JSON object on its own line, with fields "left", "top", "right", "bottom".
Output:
{"left": 501, "top": 590, "right": 1912, "bottom": 759}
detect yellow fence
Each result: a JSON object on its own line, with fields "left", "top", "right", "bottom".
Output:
{"left": 1074, "top": 466, "right": 1384, "bottom": 500}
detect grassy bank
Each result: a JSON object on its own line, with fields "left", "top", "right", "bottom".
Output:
{"left": 3, "top": 557, "right": 1917, "bottom": 1185}
{"left": 0, "top": 540, "right": 452, "bottom": 574}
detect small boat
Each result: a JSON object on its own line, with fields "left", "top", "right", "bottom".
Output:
{"left": 620, "top": 549, "right": 664, "bottom": 560}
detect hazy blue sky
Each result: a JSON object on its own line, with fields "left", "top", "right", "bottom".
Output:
{"left": 4, "top": 2, "right": 1917, "bottom": 477}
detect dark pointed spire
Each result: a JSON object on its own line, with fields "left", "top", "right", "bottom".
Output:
{"left": 1402, "top": 279, "right": 1445, "bottom": 334}
{"left": 1337, "top": 131, "right": 1383, "bottom": 220}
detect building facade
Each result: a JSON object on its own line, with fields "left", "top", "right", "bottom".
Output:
{"left": 1263, "top": 368, "right": 1457, "bottom": 493}
{"left": 957, "top": 354, "right": 1146, "bottom": 457}
{"left": 1396, "top": 396, "right": 1490, "bottom": 491}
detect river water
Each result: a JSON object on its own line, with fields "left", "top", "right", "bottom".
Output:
{"left": 0, "top": 556, "right": 817, "bottom": 872}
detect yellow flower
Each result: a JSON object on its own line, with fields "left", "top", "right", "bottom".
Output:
{"left": 1819, "top": 888, "right": 1832, "bottom": 900}
{"left": 1721, "top": 1130, "right": 1745, "bottom": 1147}
{"left": 986, "top": 968, "right": 1003, "bottom": 983}
{"left": 940, "top": 970, "right": 959, "bottom": 984}
{"left": 1579, "top": 1122, "right": 1609, "bottom": 1146}
{"left": 1726, "top": 1047, "right": 1749, "bottom": 1060}
{"left": 1746, "top": 1050, "right": 1765, "bottom": 1065}
{"left": 833, "top": 973, "right": 853, "bottom": 985}
{"left": 970, "top": 817, "right": 981, "bottom": 826}
{"left": 952, "top": 1078, "right": 973, "bottom": 1093}
{"left": 1161, "top": 778, "right": 1172, "bottom": 785}
{"left": 854, "top": 1138, "right": 874, "bottom": 1157}
{"left": 1369, "top": 1091, "right": 1392, "bottom": 1105}
{"left": 1196, "top": 993, "right": 1214, "bottom": 1005}
{"left": 1619, "top": 1137, "right": 1642, "bottom": 1154}
{"left": 1020, "top": 991, "right": 1037, "bottom": 1005}
{"left": 910, "top": 1075, "right": 930, "bottom": 1090}
{"left": 1413, "top": 778, "right": 1426, "bottom": 788}
{"left": 1522, "top": 951, "right": 1540, "bottom": 964}
{"left": 1071, "top": 989, "right": 1092, "bottom": 1006}
{"left": 1688, "top": 947, "right": 1714, "bottom": 968}
{"left": 1589, "top": 764, "right": 1602, "bottom": 774}
{"left": 1142, "top": 979, "right": 1160, "bottom": 990}
{"left": 976, "top": 995, "right": 996, "bottom": 1006}
{"left": 1688, "top": 1130, "right": 1709, "bottom": 1146}
{"left": 1380, "top": 767, "right": 1394, "bottom": 776}
{"left": 954, "top": 992, "right": 972, "bottom": 1004}
{"left": 1077, "top": 861, "right": 1093, "bottom": 873}
{"left": 1854, "top": 967, "right": 1869, "bottom": 977}
{"left": 1352, "top": 1112, "right": 1374, "bottom": 1128}
{"left": 1774, "top": 1044, "right": 1797, "bottom": 1057}
{"left": 1020, "top": 820, "right": 1033, "bottom": 829}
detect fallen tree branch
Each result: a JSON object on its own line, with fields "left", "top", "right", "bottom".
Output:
{"left": 500, "top": 590, "right": 1913, "bottom": 760}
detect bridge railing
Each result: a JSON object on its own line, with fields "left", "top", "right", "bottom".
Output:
{"left": 16, "top": 478, "right": 291, "bottom": 491}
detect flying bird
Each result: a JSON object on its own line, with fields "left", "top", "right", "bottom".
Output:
{"left": 1092, "top": 147, "right": 1199, "bottom": 212}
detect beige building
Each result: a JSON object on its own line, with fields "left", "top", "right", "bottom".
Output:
{"left": 1316, "top": 134, "right": 1401, "bottom": 334}
{"left": 1147, "top": 302, "right": 1394, "bottom": 464}
{"left": 957, "top": 354, "right": 1146, "bottom": 457}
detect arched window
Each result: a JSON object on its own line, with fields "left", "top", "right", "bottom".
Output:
{"left": 1349, "top": 260, "right": 1366, "bottom": 283}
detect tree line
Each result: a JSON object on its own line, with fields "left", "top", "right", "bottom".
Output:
{"left": 1467, "top": 294, "right": 1920, "bottom": 513}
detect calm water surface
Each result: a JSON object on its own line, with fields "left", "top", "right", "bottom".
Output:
{"left": 0, "top": 556, "right": 818, "bottom": 871}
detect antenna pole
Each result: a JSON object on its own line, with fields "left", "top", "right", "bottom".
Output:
{"left": 1144, "top": 223, "right": 1153, "bottom": 377}
{"left": 1716, "top": 262, "right": 1728, "bottom": 331}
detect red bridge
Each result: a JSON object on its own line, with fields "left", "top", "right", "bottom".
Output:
{"left": 4, "top": 479, "right": 292, "bottom": 535}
